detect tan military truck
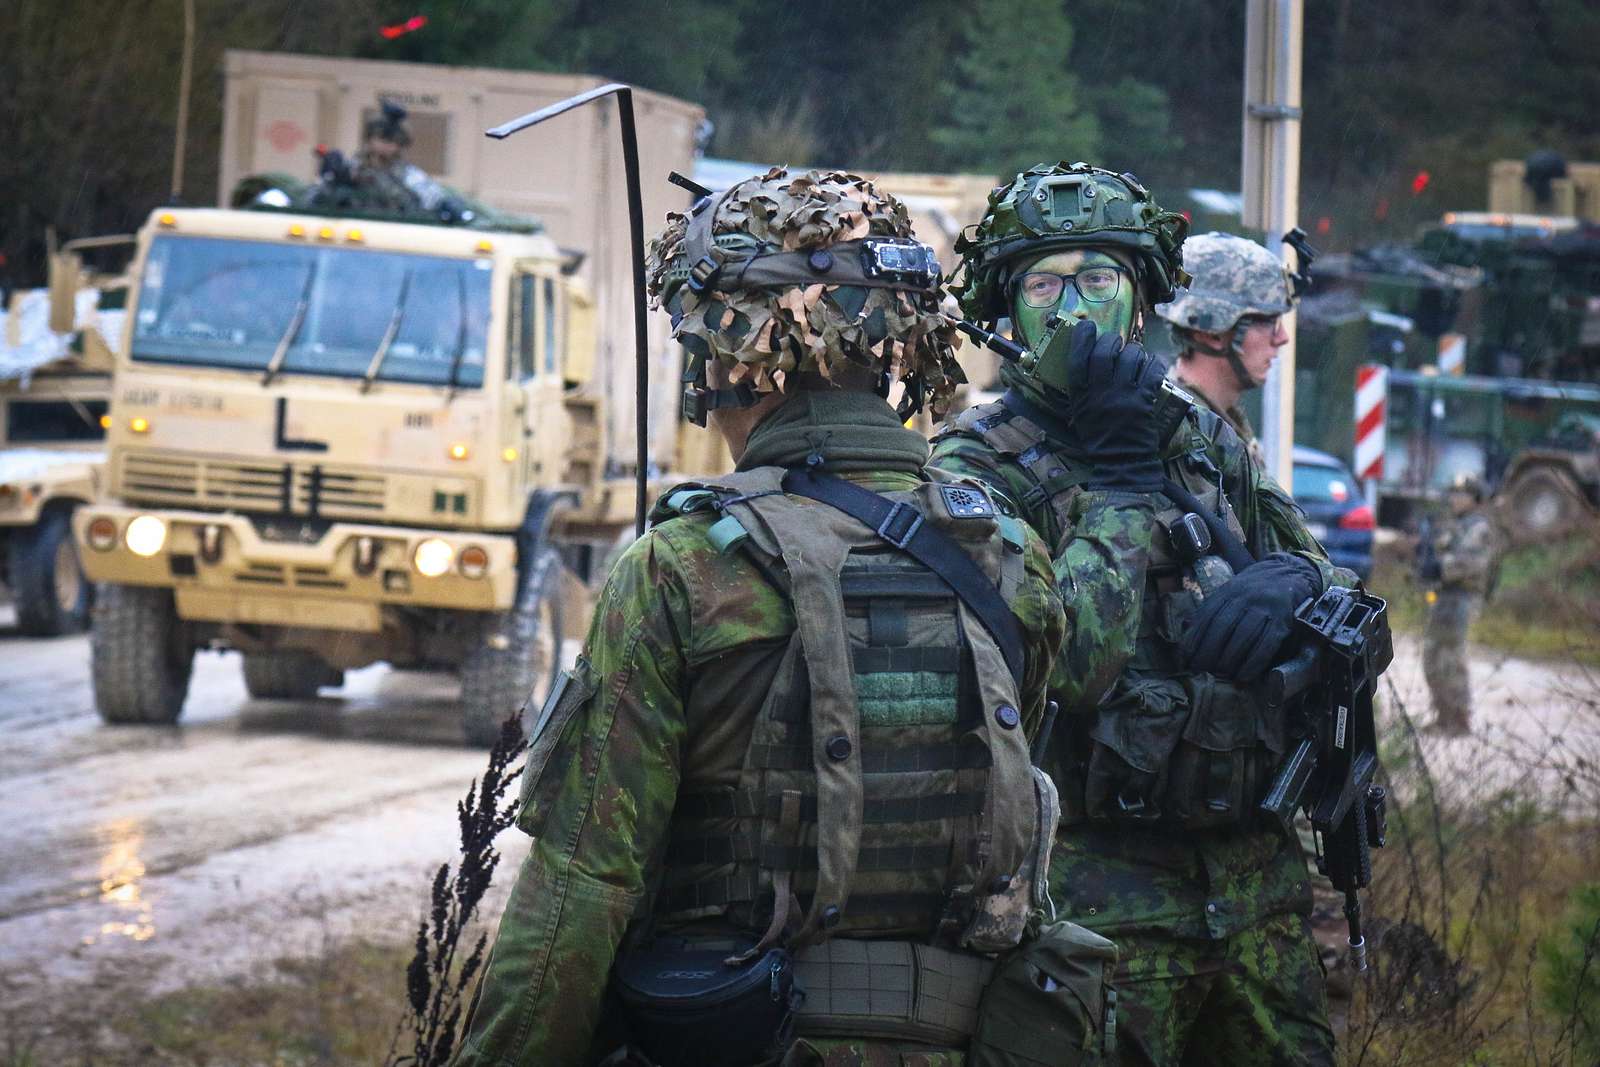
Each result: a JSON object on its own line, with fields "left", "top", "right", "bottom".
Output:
{"left": 71, "top": 203, "right": 633, "bottom": 742}
{"left": 1, "top": 251, "right": 128, "bottom": 635}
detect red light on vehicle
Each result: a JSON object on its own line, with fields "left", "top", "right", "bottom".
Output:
{"left": 380, "top": 14, "right": 427, "bottom": 39}
{"left": 1316, "top": 216, "right": 1332, "bottom": 236}
{"left": 1411, "top": 170, "right": 1431, "bottom": 196}
{"left": 1340, "top": 504, "right": 1376, "bottom": 531}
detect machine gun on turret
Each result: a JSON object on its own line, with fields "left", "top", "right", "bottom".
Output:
{"left": 1259, "top": 585, "right": 1394, "bottom": 971}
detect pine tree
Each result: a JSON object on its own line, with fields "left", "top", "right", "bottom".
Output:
{"left": 931, "top": 0, "right": 1101, "bottom": 177}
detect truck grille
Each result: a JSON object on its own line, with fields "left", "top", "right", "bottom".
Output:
{"left": 121, "top": 452, "right": 387, "bottom": 520}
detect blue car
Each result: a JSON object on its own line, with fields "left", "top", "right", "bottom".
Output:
{"left": 1291, "top": 445, "right": 1374, "bottom": 580}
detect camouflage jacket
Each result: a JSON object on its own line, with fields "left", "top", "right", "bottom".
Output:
{"left": 454, "top": 394, "right": 1066, "bottom": 1067}
{"left": 929, "top": 390, "right": 1352, "bottom": 943}
{"left": 1435, "top": 509, "right": 1500, "bottom": 596}
{"left": 1168, "top": 364, "right": 1266, "bottom": 470}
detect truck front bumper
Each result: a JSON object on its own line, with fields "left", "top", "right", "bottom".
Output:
{"left": 74, "top": 505, "right": 516, "bottom": 631}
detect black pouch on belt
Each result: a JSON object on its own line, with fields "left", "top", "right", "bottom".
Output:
{"left": 612, "top": 938, "right": 800, "bottom": 1067}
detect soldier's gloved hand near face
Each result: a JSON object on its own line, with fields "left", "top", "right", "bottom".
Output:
{"left": 1055, "top": 320, "right": 1167, "bottom": 492}
{"left": 1180, "top": 551, "right": 1321, "bottom": 679}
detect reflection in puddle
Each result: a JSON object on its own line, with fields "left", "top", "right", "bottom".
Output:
{"left": 81, "top": 819, "right": 154, "bottom": 945}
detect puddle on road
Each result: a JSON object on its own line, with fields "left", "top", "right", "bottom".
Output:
{"left": 81, "top": 818, "right": 155, "bottom": 945}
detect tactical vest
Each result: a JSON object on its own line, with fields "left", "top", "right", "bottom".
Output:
{"left": 950, "top": 400, "right": 1291, "bottom": 831}
{"left": 648, "top": 465, "right": 1061, "bottom": 1043}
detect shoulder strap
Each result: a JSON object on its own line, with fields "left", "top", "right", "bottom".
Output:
{"left": 780, "top": 468, "right": 1025, "bottom": 687}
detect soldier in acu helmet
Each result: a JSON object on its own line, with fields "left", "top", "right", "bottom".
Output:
{"left": 1155, "top": 232, "right": 1298, "bottom": 469}
{"left": 454, "top": 169, "right": 1083, "bottom": 1066}
{"left": 1417, "top": 472, "right": 1502, "bottom": 736}
{"left": 930, "top": 163, "right": 1357, "bottom": 1065}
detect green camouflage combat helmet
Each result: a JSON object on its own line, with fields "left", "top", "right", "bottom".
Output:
{"left": 1155, "top": 231, "right": 1295, "bottom": 337}
{"left": 647, "top": 167, "right": 963, "bottom": 425}
{"left": 952, "top": 162, "right": 1190, "bottom": 324}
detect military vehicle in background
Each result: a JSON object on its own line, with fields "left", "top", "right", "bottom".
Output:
{"left": 1, "top": 242, "right": 130, "bottom": 635}
{"left": 69, "top": 55, "right": 706, "bottom": 744}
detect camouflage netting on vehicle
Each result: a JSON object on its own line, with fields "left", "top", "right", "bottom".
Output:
{"left": 646, "top": 167, "right": 964, "bottom": 411}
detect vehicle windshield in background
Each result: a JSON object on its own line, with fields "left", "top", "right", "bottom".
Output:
{"left": 130, "top": 235, "right": 492, "bottom": 387}
{"left": 1292, "top": 463, "right": 1355, "bottom": 504}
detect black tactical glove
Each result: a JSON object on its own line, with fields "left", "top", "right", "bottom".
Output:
{"left": 1062, "top": 320, "right": 1167, "bottom": 492}
{"left": 1180, "top": 552, "right": 1323, "bottom": 680}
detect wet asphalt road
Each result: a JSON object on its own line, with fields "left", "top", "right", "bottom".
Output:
{"left": 0, "top": 599, "right": 1593, "bottom": 1024}
{"left": 0, "top": 604, "right": 528, "bottom": 1019}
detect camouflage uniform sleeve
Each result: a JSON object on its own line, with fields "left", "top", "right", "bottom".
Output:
{"left": 454, "top": 527, "right": 694, "bottom": 1067}
{"left": 1050, "top": 490, "right": 1160, "bottom": 711}
{"left": 1441, "top": 513, "right": 1497, "bottom": 586}
{"left": 1213, "top": 421, "right": 1358, "bottom": 589}
{"left": 1015, "top": 530, "right": 1068, "bottom": 735}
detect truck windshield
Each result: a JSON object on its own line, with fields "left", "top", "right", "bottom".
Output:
{"left": 130, "top": 235, "right": 492, "bottom": 388}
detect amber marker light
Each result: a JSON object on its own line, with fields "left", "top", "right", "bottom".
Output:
{"left": 157, "top": 212, "right": 177, "bottom": 227}
{"left": 99, "top": 414, "right": 112, "bottom": 429}
{"left": 86, "top": 517, "right": 118, "bottom": 551}
{"left": 317, "top": 226, "right": 336, "bottom": 241}
{"left": 129, "top": 416, "right": 151, "bottom": 434}
{"left": 459, "top": 545, "right": 489, "bottom": 579}
{"left": 475, "top": 239, "right": 494, "bottom": 253}
{"left": 449, "top": 442, "right": 470, "bottom": 461}
{"left": 288, "top": 224, "right": 306, "bottom": 238}
{"left": 501, "top": 446, "right": 518, "bottom": 463}
{"left": 346, "top": 228, "right": 365, "bottom": 243}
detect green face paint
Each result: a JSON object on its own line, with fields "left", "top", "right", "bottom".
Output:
{"left": 1010, "top": 250, "right": 1137, "bottom": 394}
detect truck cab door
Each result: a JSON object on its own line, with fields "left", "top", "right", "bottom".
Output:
{"left": 507, "top": 268, "right": 571, "bottom": 492}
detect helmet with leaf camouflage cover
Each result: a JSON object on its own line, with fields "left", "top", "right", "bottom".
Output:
{"left": 647, "top": 167, "right": 963, "bottom": 425}
{"left": 952, "top": 162, "right": 1190, "bottom": 323}
{"left": 1155, "top": 231, "right": 1295, "bottom": 337}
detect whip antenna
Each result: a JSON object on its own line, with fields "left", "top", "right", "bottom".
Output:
{"left": 488, "top": 84, "right": 651, "bottom": 536}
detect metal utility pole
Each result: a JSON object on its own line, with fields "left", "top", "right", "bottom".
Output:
{"left": 170, "top": 0, "right": 196, "bottom": 201}
{"left": 1241, "top": 0, "right": 1303, "bottom": 487}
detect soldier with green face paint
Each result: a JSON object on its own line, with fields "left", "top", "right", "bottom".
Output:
{"left": 930, "top": 163, "right": 1354, "bottom": 1066}
{"left": 453, "top": 169, "right": 1079, "bottom": 1067}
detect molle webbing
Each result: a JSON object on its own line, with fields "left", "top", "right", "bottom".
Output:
{"left": 793, "top": 938, "right": 994, "bottom": 1046}
{"left": 954, "top": 401, "right": 1087, "bottom": 535}
{"left": 651, "top": 466, "right": 1034, "bottom": 948}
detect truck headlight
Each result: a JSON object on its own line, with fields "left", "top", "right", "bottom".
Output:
{"left": 125, "top": 515, "right": 168, "bottom": 558}
{"left": 458, "top": 545, "right": 489, "bottom": 579}
{"left": 413, "top": 538, "right": 454, "bottom": 578}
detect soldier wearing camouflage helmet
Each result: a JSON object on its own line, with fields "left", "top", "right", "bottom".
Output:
{"left": 931, "top": 163, "right": 1355, "bottom": 1065}
{"left": 1417, "top": 472, "right": 1502, "bottom": 736}
{"left": 1156, "top": 232, "right": 1298, "bottom": 468}
{"left": 454, "top": 169, "right": 1077, "bottom": 1066}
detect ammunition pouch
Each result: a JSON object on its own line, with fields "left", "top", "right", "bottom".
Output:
{"left": 968, "top": 920, "right": 1119, "bottom": 1066}
{"left": 1075, "top": 673, "right": 1284, "bottom": 831}
{"left": 612, "top": 938, "right": 800, "bottom": 1067}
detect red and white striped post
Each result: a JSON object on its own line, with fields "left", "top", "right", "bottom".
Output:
{"left": 1355, "top": 363, "right": 1388, "bottom": 513}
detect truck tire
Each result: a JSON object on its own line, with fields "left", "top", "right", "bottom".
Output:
{"left": 12, "top": 508, "right": 91, "bottom": 637}
{"left": 91, "top": 584, "right": 195, "bottom": 725}
{"left": 242, "top": 652, "right": 344, "bottom": 700}
{"left": 460, "top": 546, "right": 564, "bottom": 747}
{"left": 1503, "top": 465, "right": 1587, "bottom": 542}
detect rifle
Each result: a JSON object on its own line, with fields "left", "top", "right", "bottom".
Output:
{"left": 1258, "top": 585, "right": 1394, "bottom": 971}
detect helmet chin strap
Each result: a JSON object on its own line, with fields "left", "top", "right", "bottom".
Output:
{"left": 1184, "top": 327, "right": 1256, "bottom": 393}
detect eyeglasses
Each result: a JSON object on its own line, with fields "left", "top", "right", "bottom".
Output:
{"left": 1016, "top": 266, "right": 1125, "bottom": 308}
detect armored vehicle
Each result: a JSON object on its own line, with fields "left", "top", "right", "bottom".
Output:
{"left": 1, "top": 252, "right": 128, "bottom": 635}
{"left": 71, "top": 202, "right": 638, "bottom": 743}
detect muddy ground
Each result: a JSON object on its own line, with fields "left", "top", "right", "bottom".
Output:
{"left": 0, "top": 602, "right": 1594, "bottom": 1033}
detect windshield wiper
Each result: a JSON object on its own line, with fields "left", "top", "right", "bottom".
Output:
{"left": 361, "top": 269, "right": 414, "bottom": 394}
{"left": 444, "top": 269, "right": 471, "bottom": 402}
{"left": 261, "top": 264, "right": 318, "bottom": 386}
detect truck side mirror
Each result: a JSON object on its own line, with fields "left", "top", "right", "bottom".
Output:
{"left": 563, "top": 280, "right": 596, "bottom": 387}
{"left": 47, "top": 248, "right": 82, "bottom": 336}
